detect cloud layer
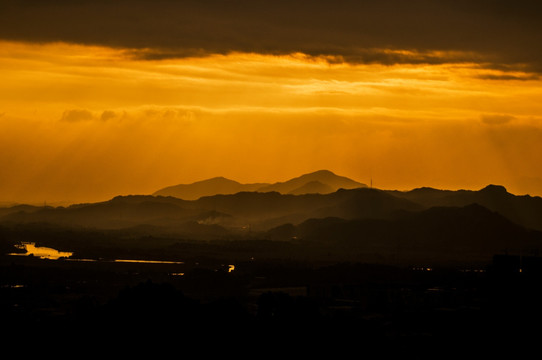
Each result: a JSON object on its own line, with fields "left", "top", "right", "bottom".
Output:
{"left": 2, "top": 0, "right": 542, "bottom": 73}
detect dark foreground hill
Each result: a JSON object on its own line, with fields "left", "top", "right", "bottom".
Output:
{"left": 0, "top": 187, "right": 421, "bottom": 233}
{"left": 387, "top": 184, "right": 542, "bottom": 231}
{"left": 266, "top": 203, "right": 542, "bottom": 265}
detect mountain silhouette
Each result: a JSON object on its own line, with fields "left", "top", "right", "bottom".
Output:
{"left": 2, "top": 181, "right": 542, "bottom": 266}
{"left": 197, "top": 187, "right": 422, "bottom": 230}
{"left": 0, "top": 187, "right": 419, "bottom": 233}
{"left": 257, "top": 170, "right": 366, "bottom": 194}
{"left": 268, "top": 203, "right": 542, "bottom": 264}
{"left": 3, "top": 183, "right": 541, "bottom": 236}
{"left": 0, "top": 204, "right": 46, "bottom": 218}
{"left": 287, "top": 180, "right": 335, "bottom": 195}
{"left": 153, "top": 176, "right": 267, "bottom": 200}
{"left": 152, "top": 170, "right": 366, "bottom": 200}
{"left": 387, "top": 184, "right": 542, "bottom": 231}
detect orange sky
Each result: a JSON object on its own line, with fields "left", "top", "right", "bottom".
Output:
{"left": 1, "top": 40, "right": 542, "bottom": 204}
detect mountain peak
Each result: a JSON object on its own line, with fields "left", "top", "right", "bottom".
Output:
{"left": 199, "top": 176, "right": 240, "bottom": 184}
{"left": 153, "top": 170, "right": 366, "bottom": 200}
{"left": 480, "top": 184, "right": 508, "bottom": 194}
{"left": 153, "top": 176, "right": 266, "bottom": 200}
{"left": 297, "top": 169, "right": 342, "bottom": 180}
{"left": 309, "top": 169, "right": 335, "bottom": 176}
{"left": 257, "top": 170, "right": 366, "bottom": 194}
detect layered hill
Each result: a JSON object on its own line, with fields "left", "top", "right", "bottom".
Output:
{"left": 387, "top": 184, "right": 542, "bottom": 232}
{"left": 2, "top": 179, "right": 542, "bottom": 266}
{"left": 152, "top": 176, "right": 267, "bottom": 200}
{"left": 266, "top": 203, "right": 542, "bottom": 264}
{"left": 2, "top": 182, "right": 542, "bottom": 234}
{"left": 153, "top": 170, "right": 366, "bottom": 200}
{"left": 256, "top": 170, "right": 366, "bottom": 194}
{"left": 0, "top": 187, "right": 419, "bottom": 233}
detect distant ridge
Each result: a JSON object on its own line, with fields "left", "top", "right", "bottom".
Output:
{"left": 2, "top": 183, "right": 542, "bottom": 262}
{"left": 153, "top": 176, "right": 268, "bottom": 200}
{"left": 153, "top": 170, "right": 366, "bottom": 200}
{"left": 386, "top": 184, "right": 542, "bottom": 231}
{"left": 288, "top": 180, "right": 335, "bottom": 195}
{"left": 257, "top": 170, "right": 366, "bottom": 194}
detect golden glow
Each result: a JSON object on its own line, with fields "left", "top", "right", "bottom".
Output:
{"left": 1, "top": 40, "right": 542, "bottom": 204}
{"left": 10, "top": 242, "right": 73, "bottom": 260}
{"left": 114, "top": 259, "right": 184, "bottom": 264}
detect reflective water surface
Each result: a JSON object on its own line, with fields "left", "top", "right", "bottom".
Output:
{"left": 9, "top": 242, "right": 73, "bottom": 260}
{"left": 114, "top": 259, "right": 184, "bottom": 264}
{"left": 8, "top": 242, "right": 185, "bottom": 264}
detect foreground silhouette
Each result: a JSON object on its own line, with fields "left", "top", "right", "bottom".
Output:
{"left": 2, "top": 175, "right": 542, "bottom": 352}
{"left": 3, "top": 256, "right": 542, "bottom": 350}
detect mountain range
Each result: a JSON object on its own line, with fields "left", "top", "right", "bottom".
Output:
{"left": 152, "top": 170, "right": 367, "bottom": 199}
{"left": 2, "top": 170, "right": 542, "bottom": 265}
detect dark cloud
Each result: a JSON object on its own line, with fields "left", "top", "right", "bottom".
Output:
{"left": 2, "top": 0, "right": 542, "bottom": 73}
{"left": 100, "top": 110, "right": 117, "bottom": 121}
{"left": 476, "top": 73, "right": 540, "bottom": 81}
{"left": 480, "top": 114, "right": 515, "bottom": 126}
{"left": 60, "top": 109, "right": 94, "bottom": 122}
